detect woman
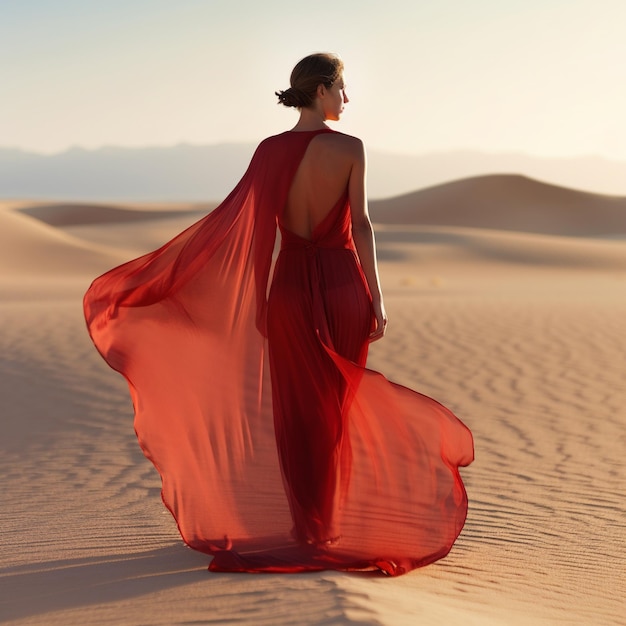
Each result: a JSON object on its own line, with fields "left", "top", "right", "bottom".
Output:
{"left": 84, "top": 53, "right": 473, "bottom": 576}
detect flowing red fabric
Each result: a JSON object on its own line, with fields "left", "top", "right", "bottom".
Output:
{"left": 84, "top": 128, "right": 474, "bottom": 576}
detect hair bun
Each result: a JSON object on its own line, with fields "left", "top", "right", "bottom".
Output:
{"left": 275, "top": 87, "right": 312, "bottom": 108}
{"left": 276, "top": 53, "right": 344, "bottom": 110}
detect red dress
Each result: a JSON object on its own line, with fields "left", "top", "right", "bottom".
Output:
{"left": 84, "top": 128, "right": 474, "bottom": 576}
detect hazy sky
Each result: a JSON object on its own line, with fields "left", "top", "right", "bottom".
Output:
{"left": 2, "top": 0, "right": 625, "bottom": 159}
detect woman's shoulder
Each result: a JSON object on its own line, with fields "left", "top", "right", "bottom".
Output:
{"left": 322, "top": 130, "right": 363, "bottom": 148}
{"left": 262, "top": 128, "right": 363, "bottom": 145}
{"left": 253, "top": 129, "right": 364, "bottom": 165}
{"left": 317, "top": 131, "right": 365, "bottom": 165}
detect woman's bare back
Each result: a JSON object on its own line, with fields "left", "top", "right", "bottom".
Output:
{"left": 282, "top": 133, "right": 359, "bottom": 240}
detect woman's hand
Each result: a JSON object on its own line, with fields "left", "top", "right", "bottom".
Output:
{"left": 369, "top": 299, "right": 388, "bottom": 342}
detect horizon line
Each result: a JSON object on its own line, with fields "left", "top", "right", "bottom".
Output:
{"left": 1, "top": 142, "right": 625, "bottom": 164}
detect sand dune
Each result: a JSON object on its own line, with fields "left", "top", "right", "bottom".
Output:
{"left": 17, "top": 201, "right": 211, "bottom": 227}
{"left": 374, "top": 225, "right": 626, "bottom": 271}
{"left": 11, "top": 173, "right": 626, "bottom": 240}
{"left": 0, "top": 209, "right": 126, "bottom": 277}
{"left": 1, "top": 197, "right": 624, "bottom": 625}
{"left": 370, "top": 174, "right": 626, "bottom": 236}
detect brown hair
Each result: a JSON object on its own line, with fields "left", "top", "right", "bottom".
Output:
{"left": 276, "top": 53, "right": 344, "bottom": 108}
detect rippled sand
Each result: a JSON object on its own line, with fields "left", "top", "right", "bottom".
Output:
{"left": 1, "top": 199, "right": 624, "bottom": 625}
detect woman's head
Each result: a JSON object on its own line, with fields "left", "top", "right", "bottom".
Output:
{"left": 276, "top": 53, "right": 348, "bottom": 120}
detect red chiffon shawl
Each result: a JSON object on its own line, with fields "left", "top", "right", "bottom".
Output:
{"left": 84, "top": 129, "right": 474, "bottom": 576}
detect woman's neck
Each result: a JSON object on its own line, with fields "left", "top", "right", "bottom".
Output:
{"left": 290, "top": 107, "right": 329, "bottom": 132}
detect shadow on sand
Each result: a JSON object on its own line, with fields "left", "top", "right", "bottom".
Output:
{"left": 0, "top": 544, "right": 211, "bottom": 622}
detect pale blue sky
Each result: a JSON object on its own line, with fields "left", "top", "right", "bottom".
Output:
{"left": 2, "top": 0, "right": 625, "bottom": 159}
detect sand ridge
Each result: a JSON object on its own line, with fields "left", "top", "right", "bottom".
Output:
{"left": 0, "top": 209, "right": 128, "bottom": 278}
{"left": 16, "top": 202, "right": 211, "bottom": 227}
{"left": 370, "top": 174, "right": 626, "bottom": 236}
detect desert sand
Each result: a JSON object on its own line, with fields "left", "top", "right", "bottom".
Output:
{"left": 1, "top": 180, "right": 624, "bottom": 625}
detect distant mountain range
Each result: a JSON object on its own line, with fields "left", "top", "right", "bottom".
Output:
{"left": 2, "top": 143, "right": 626, "bottom": 201}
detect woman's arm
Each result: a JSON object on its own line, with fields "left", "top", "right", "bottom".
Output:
{"left": 348, "top": 139, "right": 388, "bottom": 342}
